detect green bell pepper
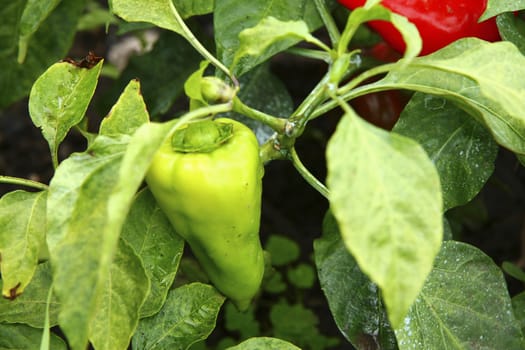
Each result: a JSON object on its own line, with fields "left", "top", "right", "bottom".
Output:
{"left": 146, "top": 118, "right": 265, "bottom": 310}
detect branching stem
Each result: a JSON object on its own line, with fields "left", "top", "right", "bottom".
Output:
{"left": 0, "top": 176, "right": 49, "bottom": 191}
{"left": 289, "top": 147, "right": 329, "bottom": 199}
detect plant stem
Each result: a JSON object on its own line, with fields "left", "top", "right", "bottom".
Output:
{"left": 278, "top": 72, "right": 332, "bottom": 152}
{"left": 309, "top": 83, "right": 377, "bottom": 120}
{"left": 232, "top": 97, "right": 288, "bottom": 133}
{"left": 0, "top": 176, "right": 49, "bottom": 191}
{"left": 182, "top": 102, "right": 234, "bottom": 124}
{"left": 39, "top": 284, "right": 54, "bottom": 350}
{"left": 327, "top": 87, "right": 354, "bottom": 115}
{"left": 286, "top": 47, "right": 331, "bottom": 62}
{"left": 338, "top": 11, "right": 360, "bottom": 56}
{"left": 338, "top": 62, "right": 398, "bottom": 95}
{"left": 168, "top": 1, "right": 237, "bottom": 86}
{"left": 259, "top": 136, "right": 287, "bottom": 163}
{"left": 308, "top": 37, "right": 333, "bottom": 54}
{"left": 309, "top": 62, "right": 400, "bottom": 119}
{"left": 291, "top": 72, "right": 330, "bottom": 123}
{"left": 289, "top": 147, "right": 329, "bottom": 199}
{"left": 313, "top": 0, "right": 341, "bottom": 46}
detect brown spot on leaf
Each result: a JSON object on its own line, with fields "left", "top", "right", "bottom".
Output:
{"left": 62, "top": 51, "right": 103, "bottom": 69}
{"left": 6, "top": 282, "right": 21, "bottom": 300}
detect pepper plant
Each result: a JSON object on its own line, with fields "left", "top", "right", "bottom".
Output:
{"left": 1, "top": 0, "right": 525, "bottom": 349}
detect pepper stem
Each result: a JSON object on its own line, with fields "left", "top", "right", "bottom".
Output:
{"left": 171, "top": 119, "right": 233, "bottom": 153}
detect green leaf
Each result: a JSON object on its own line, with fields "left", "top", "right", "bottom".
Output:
{"left": 184, "top": 60, "right": 211, "bottom": 108}
{"left": 287, "top": 263, "right": 316, "bottom": 289}
{"left": 512, "top": 292, "right": 525, "bottom": 334}
{"left": 28, "top": 59, "right": 103, "bottom": 166}
{"left": 314, "top": 212, "right": 397, "bottom": 349}
{"left": 133, "top": 283, "right": 225, "bottom": 350}
{"left": 502, "top": 261, "right": 525, "bottom": 283}
{"left": 263, "top": 270, "right": 287, "bottom": 294}
{"left": 47, "top": 136, "right": 128, "bottom": 350}
{"left": 231, "top": 17, "right": 322, "bottom": 77}
{"left": 224, "top": 302, "right": 260, "bottom": 339}
{"left": 326, "top": 110, "right": 443, "bottom": 328}
{"left": 99, "top": 79, "right": 149, "bottom": 136}
{"left": 77, "top": 1, "right": 118, "bottom": 31}
{"left": 47, "top": 116, "right": 179, "bottom": 349}
{"left": 214, "top": 0, "right": 325, "bottom": 74}
{"left": 442, "top": 217, "right": 453, "bottom": 241}
{"left": 371, "top": 39, "right": 525, "bottom": 155}
{"left": 110, "top": 0, "right": 230, "bottom": 78}
{"left": 393, "top": 93, "right": 498, "bottom": 211}
{"left": 226, "top": 337, "right": 301, "bottom": 350}
{"left": 220, "top": 64, "right": 293, "bottom": 143}
{"left": 17, "top": 0, "right": 62, "bottom": 63}
{"left": 395, "top": 241, "right": 525, "bottom": 349}
{"left": 110, "top": 0, "right": 184, "bottom": 35}
{"left": 121, "top": 188, "right": 184, "bottom": 317}
{"left": 497, "top": 13, "right": 525, "bottom": 56}
{"left": 265, "top": 235, "right": 300, "bottom": 267}
{"left": 176, "top": 257, "right": 210, "bottom": 286}
{"left": 482, "top": 0, "right": 525, "bottom": 20}
{"left": 174, "top": 0, "right": 214, "bottom": 18}
{"left": 0, "top": 263, "right": 59, "bottom": 328}
{"left": 0, "top": 190, "right": 47, "bottom": 298}
{"left": 0, "top": 0, "right": 86, "bottom": 108}
{"left": 0, "top": 323, "right": 66, "bottom": 350}
{"left": 216, "top": 338, "right": 236, "bottom": 349}
{"left": 340, "top": 3, "right": 421, "bottom": 59}
{"left": 269, "top": 299, "right": 340, "bottom": 350}
{"left": 89, "top": 238, "right": 150, "bottom": 350}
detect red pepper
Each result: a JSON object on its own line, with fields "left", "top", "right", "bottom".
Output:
{"left": 365, "top": 41, "right": 402, "bottom": 62}
{"left": 339, "top": 0, "right": 501, "bottom": 55}
{"left": 351, "top": 89, "right": 409, "bottom": 130}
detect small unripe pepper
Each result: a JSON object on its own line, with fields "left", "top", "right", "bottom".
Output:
{"left": 146, "top": 118, "right": 265, "bottom": 310}
{"left": 339, "top": 0, "right": 500, "bottom": 55}
{"left": 200, "top": 76, "right": 236, "bottom": 104}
